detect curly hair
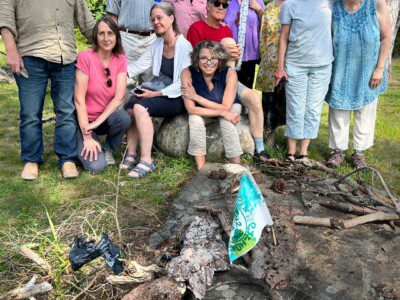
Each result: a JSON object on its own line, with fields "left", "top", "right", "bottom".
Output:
{"left": 92, "top": 15, "right": 124, "bottom": 56}
{"left": 190, "top": 41, "right": 229, "bottom": 72}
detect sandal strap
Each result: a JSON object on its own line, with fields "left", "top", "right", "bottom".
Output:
{"left": 128, "top": 165, "right": 152, "bottom": 178}
{"left": 126, "top": 153, "right": 140, "bottom": 161}
{"left": 138, "top": 160, "right": 155, "bottom": 171}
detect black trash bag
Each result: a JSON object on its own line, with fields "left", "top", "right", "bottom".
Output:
{"left": 262, "top": 77, "right": 286, "bottom": 134}
{"left": 69, "top": 233, "right": 124, "bottom": 275}
{"left": 96, "top": 233, "right": 124, "bottom": 275}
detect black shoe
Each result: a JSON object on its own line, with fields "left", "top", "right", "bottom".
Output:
{"left": 253, "top": 150, "right": 270, "bottom": 164}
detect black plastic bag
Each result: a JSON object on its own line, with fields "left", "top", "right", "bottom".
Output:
{"left": 69, "top": 233, "right": 124, "bottom": 275}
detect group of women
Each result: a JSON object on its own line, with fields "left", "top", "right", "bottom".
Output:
{"left": 75, "top": 0, "right": 391, "bottom": 178}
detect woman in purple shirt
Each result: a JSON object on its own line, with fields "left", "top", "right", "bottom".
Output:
{"left": 224, "top": 0, "right": 264, "bottom": 88}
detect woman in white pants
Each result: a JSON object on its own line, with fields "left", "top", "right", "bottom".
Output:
{"left": 325, "top": 0, "right": 391, "bottom": 169}
{"left": 181, "top": 41, "right": 243, "bottom": 170}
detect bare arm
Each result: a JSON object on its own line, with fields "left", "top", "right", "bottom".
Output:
{"left": 369, "top": 0, "right": 392, "bottom": 89}
{"left": 74, "top": 69, "right": 102, "bottom": 161}
{"left": 274, "top": 24, "right": 290, "bottom": 86}
{"left": 249, "top": 0, "right": 264, "bottom": 21}
{"left": 85, "top": 72, "right": 127, "bottom": 132}
{"left": 181, "top": 68, "right": 227, "bottom": 111}
{"left": 1, "top": 27, "right": 25, "bottom": 75}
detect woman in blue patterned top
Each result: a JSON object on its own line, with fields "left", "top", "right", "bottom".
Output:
{"left": 181, "top": 41, "right": 243, "bottom": 170}
{"left": 326, "top": 0, "right": 391, "bottom": 169}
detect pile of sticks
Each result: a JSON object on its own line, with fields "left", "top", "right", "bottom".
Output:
{"left": 260, "top": 159, "right": 400, "bottom": 229}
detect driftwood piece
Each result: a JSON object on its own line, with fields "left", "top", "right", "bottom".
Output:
{"left": 107, "top": 260, "right": 164, "bottom": 285}
{"left": 293, "top": 216, "right": 339, "bottom": 228}
{"left": 341, "top": 212, "right": 399, "bottom": 229}
{"left": 122, "top": 276, "right": 186, "bottom": 300}
{"left": 293, "top": 212, "right": 399, "bottom": 229}
{"left": 0, "top": 275, "right": 52, "bottom": 300}
{"left": 20, "top": 246, "right": 51, "bottom": 273}
{"left": 166, "top": 216, "right": 229, "bottom": 299}
{"left": 319, "top": 200, "right": 377, "bottom": 216}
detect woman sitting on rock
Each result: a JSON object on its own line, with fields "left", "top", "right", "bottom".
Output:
{"left": 181, "top": 41, "right": 243, "bottom": 170}
{"left": 121, "top": 2, "right": 192, "bottom": 178}
{"left": 74, "top": 16, "right": 131, "bottom": 174}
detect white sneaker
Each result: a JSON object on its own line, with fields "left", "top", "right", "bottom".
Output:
{"left": 104, "top": 147, "right": 115, "bottom": 165}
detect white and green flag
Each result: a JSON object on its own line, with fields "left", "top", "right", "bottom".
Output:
{"left": 229, "top": 172, "right": 274, "bottom": 263}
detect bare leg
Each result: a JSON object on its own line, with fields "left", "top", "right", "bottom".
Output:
{"left": 287, "top": 138, "right": 297, "bottom": 156}
{"left": 240, "top": 88, "right": 264, "bottom": 139}
{"left": 229, "top": 156, "right": 241, "bottom": 164}
{"left": 220, "top": 37, "right": 237, "bottom": 69}
{"left": 126, "top": 109, "right": 139, "bottom": 155}
{"left": 299, "top": 139, "right": 310, "bottom": 156}
{"left": 127, "top": 104, "right": 154, "bottom": 178}
{"left": 195, "top": 155, "right": 206, "bottom": 171}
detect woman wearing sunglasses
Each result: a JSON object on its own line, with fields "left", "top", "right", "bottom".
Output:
{"left": 181, "top": 41, "right": 243, "bottom": 171}
{"left": 74, "top": 16, "right": 131, "bottom": 174}
{"left": 121, "top": 2, "right": 192, "bottom": 178}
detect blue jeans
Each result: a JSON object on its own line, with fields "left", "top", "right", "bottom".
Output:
{"left": 14, "top": 56, "right": 78, "bottom": 168}
{"left": 77, "top": 110, "right": 131, "bottom": 174}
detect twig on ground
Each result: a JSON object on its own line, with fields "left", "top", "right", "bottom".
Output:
{"left": 20, "top": 246, "right": 51, "bottom": 275}
{"left": 0, "top": 275, "right": 52, "bottom": 300}
{"left": 319, "top": 199, "right": 377, "bottom": 216}
{"left": 42, "top": 115, "right": 56, "bottom": 123}
{"left": 72, "top": 272, "right": 103, "bottom": 300}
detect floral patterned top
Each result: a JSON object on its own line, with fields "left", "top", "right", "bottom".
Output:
{"left": 255, "top": 1, "right": 282, "bottom": 93}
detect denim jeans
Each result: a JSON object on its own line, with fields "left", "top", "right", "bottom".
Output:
{"left": 14, "top": 56, "right": 78, "bottom": 168}
{"left": 77, "top": 110, "right": 131, "bottom": 174}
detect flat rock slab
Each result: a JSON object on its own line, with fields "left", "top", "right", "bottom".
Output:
{"left": 149, "top": 163, "right": 400, "bottom": 299}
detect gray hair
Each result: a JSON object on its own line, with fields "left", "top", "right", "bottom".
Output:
{"left": 150, "top": 2, "right": 179, "bottom": 34}
{"left": 190, "top": 41, "right": 229, "bottom": 71}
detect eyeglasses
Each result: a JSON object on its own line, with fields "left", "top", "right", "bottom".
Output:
{"left": 213, "top": 0, "right": 229, "bottom": 9}
{"left": 104, "top": 68, "right": 112, "bottom": 88}
{"left": 200, "top": 57, "right": 220, "bottom": 64}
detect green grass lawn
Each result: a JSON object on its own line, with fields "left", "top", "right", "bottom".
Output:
{"left": 0, "top": 35, "right": 399, "bottom": 297}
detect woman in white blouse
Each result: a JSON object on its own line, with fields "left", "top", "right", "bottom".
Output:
{"left": 121, "top": 2, "right": 192, "bottom": 178}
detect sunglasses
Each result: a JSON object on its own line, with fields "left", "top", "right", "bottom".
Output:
{"left": 212, "top": 0, "right": 229, "bottom": 9}
{"left": 104, "top": 68, "right": 112, "bottom": 88}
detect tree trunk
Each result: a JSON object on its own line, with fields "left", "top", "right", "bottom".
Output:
{"left": 386, "top": 0, "right": 400, "bottom": 76}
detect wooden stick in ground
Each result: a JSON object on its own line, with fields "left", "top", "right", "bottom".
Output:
{"left": 20, "top": 246, "right": 51, "bottom": 274}
{"left": 319, "top": 200, "right": 377, "bottom": 216}
{"left": 341, "top": 212, "right": 399, "bottom": 229}
{"left": 0, "top": 275, "right": 52, "bottom": 300}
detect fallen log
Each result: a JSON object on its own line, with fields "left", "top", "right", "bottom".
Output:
{"left": 195, "top": 206, "right": 231, "bottom": 235}
{"left": 319, "top": 200, "right": 377, "bottom": 216}
{"left": 0, "top": 275, "right": 52, "bottom": 300}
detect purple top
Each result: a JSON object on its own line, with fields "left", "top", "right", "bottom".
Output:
{"left": 224, "top": 0, "right": 264, "bottom": 61}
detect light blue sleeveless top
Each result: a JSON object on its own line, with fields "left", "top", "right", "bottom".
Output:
{"left": 326, "top": 0, "right": 387, "bottom": 110}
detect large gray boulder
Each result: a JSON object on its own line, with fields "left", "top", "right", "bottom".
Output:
{"left": 156, "top": 115, "right": 255, "bottom": 161}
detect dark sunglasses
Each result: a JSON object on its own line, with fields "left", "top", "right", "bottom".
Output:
{"left": 213, "top": 0, "right": 229, "bottom": 9}
{"left": 104, "top": 68, "right": 112, "bottom": 88}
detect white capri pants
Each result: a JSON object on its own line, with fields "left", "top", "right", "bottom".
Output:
{"left": 284, "top": 63, "right": 332, "bottom": 139}
{"left": 328, "top": 99, "right": 378, "bottom": 151}
{"left": 188, "top": 103, "right": 243, "bottom": 159}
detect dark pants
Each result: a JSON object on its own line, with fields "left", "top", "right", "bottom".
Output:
{"left": 77, "top": 110, "right": 131, "bottom": 174}
{"left": 14, "top": 56, "right": 77, "bottom": 168}
{"left": 238, "top": 60, "right": 258, "bottom": 89}
{"left": 125, "top": 95, "right": 186, "bottom": 117}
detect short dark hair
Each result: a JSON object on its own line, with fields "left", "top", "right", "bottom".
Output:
{"left": 190, "top": 41, "right": 229, "bottom": 72}
{"left": 92, "top": 15, "right": 124, "bottom": 56}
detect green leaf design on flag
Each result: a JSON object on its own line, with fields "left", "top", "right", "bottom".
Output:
{"left": 230, "top": 229, "right": 256, "bottom": 256}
